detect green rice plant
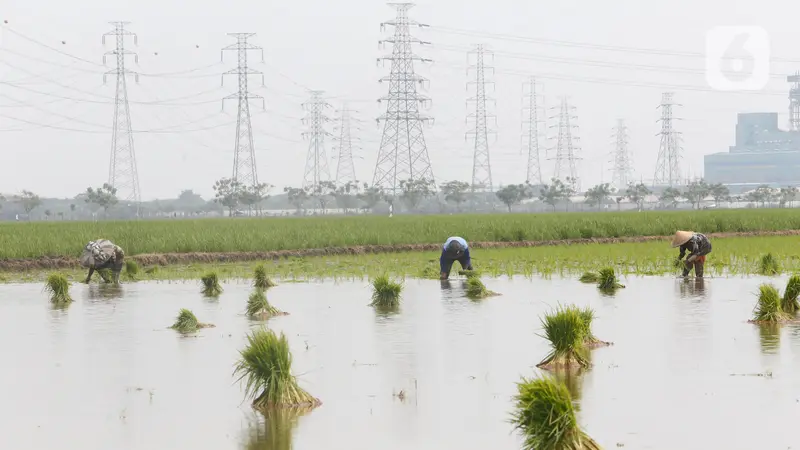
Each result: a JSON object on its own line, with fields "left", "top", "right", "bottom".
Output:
{"left": 759, "top": 253, "right": 781, "bottom": 275}
{"left": 458, "top": 269, "right": 480, "bottom": 278}
{"left": 509, "top": 375, "right": 601, "bottom": 450}
{"left": 370, "top": 275, "right": 402, "bottom": 308}
{"left": 578, "top": 272, "right": 599, "bottom": 283}
{"left": 781, "top": 274, "right": 800, "bottom": 313}
{"left": 124, "top": 260, "right": 139, "bottom": 281}
{"left": 573, "top": 306, "right": 611, "bottom": 348}
{"left": 597, "top": 267, "right": 625, "bottom": 290}
{"left": 97, "top": 268, "right": 113, "bottom": 283}
{"left": 247, "top": 289, "right": 287, "bottom": 319}
{"left": 536, "top": 306, "right": 589, "bottom": 371}
{"left": 44, "top": 273, "right": 72, "bottom": 305}
{"left": 254, "top": 264, "right": 277, "bottom": 289}
{"left": 464, "top": 276, "right": 499, "bottom": 299}
{"left": 170, "top": 308, "right": 214, "bottom": 333}
{"left": 750, "top": 284, "right": 792, "bottom": 323}
{"left": 419, "top": 265, "right": 440, "bottom": 279}
{"left": 144, "top": 266, "right": 159, "bottom": 275}
{"left": 233, "top": 328, "right": 321, "bottom": 411}
{"left": 201, "top": 271, "right": 223, "bottom": 296}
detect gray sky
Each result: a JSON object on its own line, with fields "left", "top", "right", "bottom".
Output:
{"left": 1, "top": 0, "right": 797, "bottom": 200}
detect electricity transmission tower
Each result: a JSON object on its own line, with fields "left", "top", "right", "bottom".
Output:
{"left": 653, "top": 92, "right": 682, "bottom": 187}
{"left": 301, "top": 91, "right": 333, "bottom": 189}
{"left": 610, "top": 119, "right": 633, "bottom": 190}
{"left": 332, "top": 102, "right": 362, "bottom": 186}
{"left": 788, "top": 72, "right": 800, "bottom": 131}
{"left": 521, "top": 77, "right": 545, "bottom": 185}
{"left": 372, "top": 2, "right": 436, "bottom": 197}
{"left": 103, "top": 22, "right": 141, "bottom": 212}
{"left": 466, "top": 44, "right": 495, "bottom": 193}
{"left": 222, "top": 33, "right": 265, "bottom": 191}
{"left": 549, "top": 97, "right": 581, "bottom": 190}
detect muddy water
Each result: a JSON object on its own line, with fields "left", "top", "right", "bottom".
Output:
{"left": 1, "top": 276, "right": 799, "bottom": 450}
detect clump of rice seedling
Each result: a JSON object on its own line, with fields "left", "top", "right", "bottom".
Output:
{"left": 420, "top": 266, "right": 440, "bottom": 279}
{"left": 370, "top": 275, "right": 402, "bottom": 308}
{"left": 458, "top": 269, "right": 480, "bottom": 278}
{"left": 97, "top": 268, "right": 113, "bottom": 283}
{"left": 254, "top": 264, "right": 277, "bottom": 289}
{"left": 574, "top": 306, "right": 612, "bottom": 348}
{"left": 44, "top": 273, "right": 72, "bottom": 305}
{"left": 781, "top": 274, "right": 800, "bottom": 313}
{"left": 233, "top": 328, "right": 321, "bottom": 411}
{"left": 124, "top": 260, "right": 139, "bottom": 281}
{"left": 749, "top": 284, "right": 792, "bottom": 324}
{"left": 759, "top": 253, "right": 781, "bottom": 275}
{"left": 247, "top": 289, "right": 287, "bottom": 319}
{"left": 536, "top": 306, "right": 589, "bottom": 371}
{"left": 578, "top": 272, "right": 599, "bottom": 283}
{"left": 170, "top": 308, "right": 214, "bottom": 333}
{"left": 144, "top": 266, "right": 159, "bottom": 275}
{"left": 510, "top": 375, "right": 601, "bottom": 450}
{"left": 597, "top": 267, "right": 624, "bottom": 290}
{"left": 201, "top": 271, "right": 223, "bottom": 296}
{"left": 464, "top": 276, "right": 500, "bottom": 299}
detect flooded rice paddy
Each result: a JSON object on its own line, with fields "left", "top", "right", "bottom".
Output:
{"left": 1, "top": 275, "right": 800, "bottom": 450}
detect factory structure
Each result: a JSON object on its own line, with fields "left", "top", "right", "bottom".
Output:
{"left": 704, "top": 74, "right": 800, "bottom": 192}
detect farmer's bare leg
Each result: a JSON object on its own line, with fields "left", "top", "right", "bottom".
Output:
{"left": 85, "top": 267, "right": 95, "bottom": 283}
{"left": 694, "top": 261, "right": 704, "bottom": 278}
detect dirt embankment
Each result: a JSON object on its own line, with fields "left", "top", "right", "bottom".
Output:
{"left": 3, "top": 229, "right": 800, "bottom": 272}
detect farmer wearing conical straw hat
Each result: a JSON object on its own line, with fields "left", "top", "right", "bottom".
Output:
{"left": 672, "top": 231, "right": 712, "bottom": 278}
{"left": 440, "top": 236, "right": 473, "bottom": 280}
{"left": 79, "top": 239, "right": 125, "bottom": 284}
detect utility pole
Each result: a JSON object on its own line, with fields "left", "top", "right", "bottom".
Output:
{"left": 466, "top": 44, "right": 495, "bottom": 194}
{"left": 332, "top": 102, "right": 361, "bottom": 187}
{"left": 372, "top": 2, "right": 436, "bottom": 199}
{"left": 521, "top": 77, "right": 544, "bottom": 185}
{"left": 301, "top": 91, "right": 333, "bottom": 189}
{"left": 549, "top": 97, "right": 582, "bottom": 190}
{"left": 653, "top": 92, "right": 682, "bottom": 187}
{"left": 222, "top": 33, "right": 265, "bottom": 196}
{"left": 788, "top": 72, "right": 800, "bottom": 131}
{"left": 610, "top": 119, "right": 633, "bottom": 191}
{"left": 103, "top": 21, "right": 141, "bottom": 214}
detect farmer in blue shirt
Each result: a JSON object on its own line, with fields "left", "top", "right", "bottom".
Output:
{"left": 440, "top": 236, "right": 473, "bottom": 280}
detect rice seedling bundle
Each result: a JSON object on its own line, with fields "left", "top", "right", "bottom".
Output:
{"left": 781, "top": 274, "right": 800, "bottom": 314}
{"left": 254, "top": 264, "right": 276, "bottom": 289}
{"left": 201, "top": 271, "right": 223, "bottom": 296}
{"left": 750, "top": 284, "right": 792, "bottom": 324}
{"left": 597, "top": 267, "right": 625, "bottom": 290}
{"left": 247, "top": 289, "right": 287, "bottom": 319}
{"left": 170, "top": 308, "right": 214, "bottom": 333}
{"left": 464, "top": 276, "right": 500, "bottom": 299}
{"left": 233, "top": 328, "right": 321, "bottom": 411}
{"left": 537, "top": 306, "right": 590, "bottom": 371}
{"left": 97, "top": 268, "right": 113, "bottom": 283}
{"left": 571, "top": 306, "right": 611, "bottom": 348}
{"left": 578, "top": 272, "right": 599, "bottom": 283}
{"left": 44, "top": 273, "right": 72, "bottom": 305}
{"left": 759, "top": 253, "right": 781, "bottom": 275}
{"left": 510, "top": 375, "right": 602, "bottom": 450}
{"left": 124, "top": 260, "right": 139, "bottom": 281}
{"left": 370, "top": 275, "right": 402, "bottom": 308}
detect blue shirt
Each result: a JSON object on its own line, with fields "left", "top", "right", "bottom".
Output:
{"left": 443, "top": 236, "right": 468, "bottom": 250}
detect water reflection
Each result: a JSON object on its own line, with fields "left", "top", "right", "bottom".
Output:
{"left": 677, "top": 278, "right": 707, "bottom": 300}
{"left": 242, "top": 408, "right": 309, "bottom": 450}
{"left": 550, "top": 366, "right": 587, "bottom": 403}
{"left": 85, "top": 283, "right": 124, "bottom": 300}
{"left": 757, "top": 323, "right": 781, "bottom": 354}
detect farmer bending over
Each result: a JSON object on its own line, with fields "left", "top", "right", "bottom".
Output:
{"left": 672, "top": 230, "right": 712, "bottom": 278}
{"left": 80, "top": 239, "right": 126, "bottom": 284}
{"left": 440, "top": 236, "right": 473, "bottom": 280}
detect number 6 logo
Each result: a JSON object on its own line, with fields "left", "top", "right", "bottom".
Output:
{"left": 705, "top": 26, "right": 770, "bottom": 91}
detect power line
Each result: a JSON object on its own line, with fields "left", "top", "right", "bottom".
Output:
{"left": 466, "top": 44, "right": 495, "bottom": 193}
{"left": 301, "top": 90, "right": 333, "bottom": 188}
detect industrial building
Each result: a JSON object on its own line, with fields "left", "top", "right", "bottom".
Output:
{"left": 704, "top": 75, "right": 800, "bottom": 191}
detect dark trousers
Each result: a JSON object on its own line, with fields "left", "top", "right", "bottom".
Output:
{"left": 682, "top": 255, "right": 706, "bottom": 277}
{"left": 440, "top": 248, "right": 472, "bottom": 276}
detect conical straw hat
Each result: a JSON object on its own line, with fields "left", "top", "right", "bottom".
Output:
{"left": 671, "top": 230, "right": 693, "bottom": 248}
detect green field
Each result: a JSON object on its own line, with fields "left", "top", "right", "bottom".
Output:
{"left": 2, "top": 209, "right": 800, "bottom": 260}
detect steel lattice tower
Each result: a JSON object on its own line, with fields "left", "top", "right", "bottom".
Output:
{"left": 333, "top": 102, "right": 360, "bottom": 186}
{"left": 466, "top": 44, "right": 495, "bottom": 193}
{"left": 103, "top": 22, "right": 141, "bottom": 211}
{"left": 222, "top": 33, "right": 265, "bottom": 190}
{"left": 549, "top": 97, "right": 581, "bottom": 190}
{"left": 302, "top": 91, "right": 333, "bottom": 189}
{"left": 653, "top": 92, "right": 683, "bottom": 187}
{"left": 372, "top": 2, "right": 436, "bottom": 197}
{"left": 610, "top": 119, "right": 633, "bottom": 191}
{"left": 521, "top": 77, "right": 544, "bottom": 185}
{"left": 788, "top": 72, "right": 800, "bottom": 131}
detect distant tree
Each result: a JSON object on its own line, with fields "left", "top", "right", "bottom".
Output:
{"left": 176, "top": 189, "right": 206, "bottom": 211}
{"left": 307, "top": 181, "right": 337, "bottom": 214}
{"left": 334, "top": 181, "right": 362, "bottom": 215}
{"left": 15, "top": 190, "right": 42, "bottom": 217}
{"left": 212, "top": 178, "right": 242, "bottom": 216}
{"left": 778, "top": 186, "right": 798, "bottom": 208}
{"left": 708, "top": 183, "right": 730, "bottom": 205}
{"left": 625, "top": 182, "right": 651, "bottom": 211}
{"left": 538, "top": 178, "right": 570, "bottom": 211}
{"left": 239, "top": 183, "right": 273, "bottom": 215}
{"left": 495, "top": 184, "right": 531, "bottom": 212}
{"left": 399, "top": 178, "right": 436, "bottom": 212}
{"left": 358, "top": 183, "right": 384, "bottom": 213}
{"left": 283, "top": 187, "right": 309, "bottom": 214}
{"left": 659, "top": 187, "right": 682, "bottom": 209}
{"left": 85, "top": 183, "right": 119, "bottom": 218}
{"left": 682, "top": 179, "right": 710, "bottom": 209}
{"left": 57, "top": 211, "right": 64, "bottom": 220}
{"left": 440, "top": 180, "right": 470, "bottom": 211}
{"left": 584, "top": 183, "right": 614, "bottom": 209}
{"left": 615, "top": 196, "right": 623, "bottom": 211}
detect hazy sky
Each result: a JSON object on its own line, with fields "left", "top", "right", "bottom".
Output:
{"left": 1, "top": 0, "right": 797, "bottom": 200}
